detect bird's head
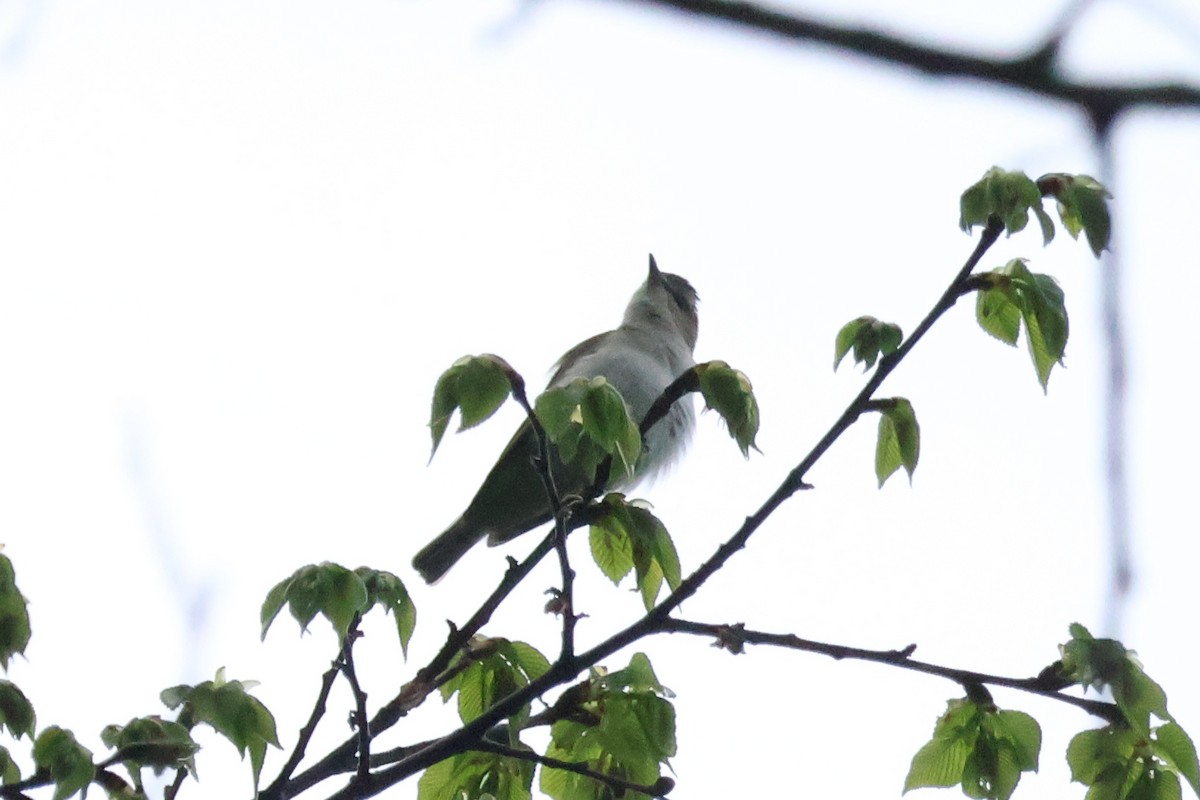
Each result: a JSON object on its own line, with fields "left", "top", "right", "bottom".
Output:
{"left": 623, "top": 254, "right": 700, "bottom": 350}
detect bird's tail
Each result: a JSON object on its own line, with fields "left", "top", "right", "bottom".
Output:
{"left": 412, "top": 517, "right": 483, "bottom": 584}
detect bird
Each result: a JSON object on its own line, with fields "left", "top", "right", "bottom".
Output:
{"left": 413, "top": 256, "right": 700, "bottom": 584}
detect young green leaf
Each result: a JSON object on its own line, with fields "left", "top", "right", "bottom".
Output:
{"left": 875, "top": 398, "right": 920, "bottom": 487}
{"left": 0, "top": 553, "right": 31, "bottom": 671}
{"left": 541, "top": 653, "right": 676, "bottom": 800}
{"left": 0, "top": 680, "right": 35, "bottom": 739}
{"left": 429, "top": 354, "right": 517, "bottom": 458}
{"left": 438, "top": 637, "right": 551, "bottom": 726}
{"left": 1038, "top": 173, "right": 1113, "bottom": 256}
{"left": 33, "top": 726, "right": 95, "bottom": 800}
{"left": 589, "top": 494, "right": 682, "bottom": 611}
{"left": 160, "top": 670, "right": 280, "bottom": 790}
{"left": 355, "top": 567, "right": 417, "bottom": 657}
{"left": 834, "top": 316, "right": 903, "bottom": 371}
{"left": 260, "top": 562, "right": 370, "bottom": 644}
{"left": 1060, "top": 623, "right": 1170, "bottom": 732}
{"left": 536, "top": 377, "right": 641, "bottom": 482}
{"left": 1153, "top": 722, "right": 1200, "bottom": 798}
{"left": 972, "top": 261, "right": 1069, "bottom": 391}
{"left": 101, "top": 716, "right": 199, "bottom": 779}
{"left": 959, "top": 167, "right": 1049, "bottom": 242}
{"left": 418, "top": 749, "right": 534, "bottom": 800}
{"left": 579, "top": 378, "right": 643, "bottom": 478}
{"left": 905, "top": 699, "right": 980, "bottom": 794}
{"left": 601, "top": 652, "right": 674, "bottom": 697}
{"left": 905, "top": 699, "right": 1041, "bottom": 800}
{"left": 975, "top": 283, "right": 1022, "bottom": 346}
{"left": 0, "top": 746, "right": 18, "bottom": 784}
{"left": 695, "top": 360, "right": 761, "bottom": 457}
{"left": 1065, "top": 724, "right": 1191, "bottom": 800}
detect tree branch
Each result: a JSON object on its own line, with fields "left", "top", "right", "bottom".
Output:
{"left": 612, "top": 0, "right": 1200, "bottom": 131}
{"left": 661, "top": 618, "right": 1123, "bottom": 723}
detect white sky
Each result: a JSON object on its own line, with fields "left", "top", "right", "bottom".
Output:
{"left": 2, "top": 1, "right": 1199, "bottom": 798}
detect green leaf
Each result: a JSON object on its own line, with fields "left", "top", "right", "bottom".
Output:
{"left": 101, "top": 716, "right": 199, "bottom": 779}
{"left": 976, "top": 286, "right": 1022, "bottom": 346}
{"left": 589, "top": 495, "right": 682, "bottom": 610}
{"left": 905, "top": 699, "right": 1040, "bottom": 800}
{"left": 1033, "top": 204, "right": 1056, "bottom": 246}
{"left": 0, "top": 553, "right": 31, "bottom": 671}
{"left": 33, "top": 726, "right": 95, "bottom": 800}
{"left": 972, "top": 260, "right": 1069, "bottom": 391}
{"left": 989, "top": 710, "right": 1042, "bottom": 773}
{"left": 536, "top": 378, "right": 640, "bottom": 483}
{"left": 1135, "top": 769, "right": 1182, "bottom": 800}
{"left": 0, "top": 681, "right": 35, "bottom": 739}
{"left": 355, "top": 568, "right": 417, "bottom": 657}
{"left": 1153, "top": 723, "right": 1200, "bottom": 797}
{"left": 834, "top": 316, "right": 903, "bottom": 372}
{"left": 1039, "top": 173, "right": 1113, "bottom": 256}
{"left": 905, "top": 700, "right": 980, "bottom": 793}
{"left": 0, "top": 745, "right": 19, "bottom": 784}
{"left": 541, "top": 654, "right": 676, "bottom": 800}
{"left": 260, "top": 562, "right": 371, "bottom": 644}
{"left": 439, "top": 637, "right": 550, "bottom": 726}
{"left": 1067, "top": 725, "right": 1141, "bottom": 790}
{"left": 589, "top": 520, "right": 635, "bottom": 585}
{"left": 418, "top": 749, "right": 534, "bottom": 800}
{"left": 695, "top": 360, "right": 761, "bottom": 457}
{"left": 429, "top": 354, "right": 516, "bottom": 458}
{"left": 579, "top": 378, "right": 642, "bottom": 478}
{"left": 1060, "top": 624, "right": 1170, "bottom": 732}
{"left": 159, "top": 669, "right": 280, "bottom": 790}
{"left": 875, "top": 398, "right": 920, "bottom": 487}
{"left": 959, "top": 167, "right": 1045, "bottom": 238}
{"left": 602, "top": 653, "right": 675, "bottom": 699}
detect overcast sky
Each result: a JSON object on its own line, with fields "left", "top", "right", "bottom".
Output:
{"left": 2, "top": 1, "right": 1199, "bottom": 798}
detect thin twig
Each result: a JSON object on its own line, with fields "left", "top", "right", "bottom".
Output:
{"left": 509, "top": 373, "right": 579, "bottom": 662}
{"left": 662, "top": 619, "right": 1123, "bottom": 723}
{"left": 165, "top": 767, "right": 188, "bottom": 800}
{"left": 0, "top": 771, "right": 49, "bottom": 798}
{"left": 473, "top": 740, "right": 674, "bottom": 797}
{"left": 339, "top": 616, "right": 372, "bottom": 781}
{"left": 260, "top": 658, "right": 342, "bottom": 800}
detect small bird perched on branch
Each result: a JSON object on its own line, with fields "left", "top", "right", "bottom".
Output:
{"left": 413, "top": 256, "right": 700, "bottom": 584}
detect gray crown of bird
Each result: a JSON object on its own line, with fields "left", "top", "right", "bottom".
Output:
{"left": 413, "top": 257, "right": 700, "bottom": 583}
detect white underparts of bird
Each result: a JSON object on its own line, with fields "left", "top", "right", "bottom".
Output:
{"left": 413, "top": 258, "right": 699, "bottom": 584}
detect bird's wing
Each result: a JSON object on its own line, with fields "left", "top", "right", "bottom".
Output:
{"left": 548, "top": 330, "right": 612, "bottom": 386}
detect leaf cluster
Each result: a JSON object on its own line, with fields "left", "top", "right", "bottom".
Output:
{"left": 540, "top": 654, "right": 676, "bottom": 800}
{"left": 261, "top": 563, "right": 416, "bottom": 654}
{"left": 161, "top": 668, "right": 281, "bottom": 789}
{"left": 589, "top": 494, "right": 682, "bottom": 610}
{"left": 905, "top": 699, "right": 1041, "bottom": 800}
{"left": 975, "top": 260, "right": 1068, "bottom": 390}
{"left": 439, "top": 637, "right": 552, "bottom": 731}
{"left": 536, "top": 377, "right": 643, "bottom": 483}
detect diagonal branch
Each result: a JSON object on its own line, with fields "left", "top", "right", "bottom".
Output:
{"left": 259, "top": 658, "right": 341, "bottom": 799}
